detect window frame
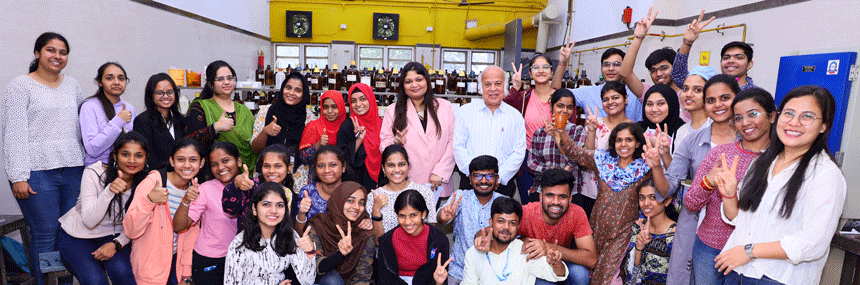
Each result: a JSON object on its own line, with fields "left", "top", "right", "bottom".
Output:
{"left": 442, "top": 48, "right": 499, "bottom": 74}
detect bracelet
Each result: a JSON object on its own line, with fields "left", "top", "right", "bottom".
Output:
{"left": 181, "top": 200, "right": 190, "bottom": 207}
{"left": 296, "top": 214, "right": 308, "bottom": 223}
{"left": 371, "top": 215, "right": 383, "bottom": 222}
{"left": 683, "top": 40, "right": 694, "bottom": 46}
{"left": 634, "top": 35, "right": 645, "bottom": 39}
{"left": 720, "top": 192, "right": 737, "bottom": 199}
{"left": 702, "top": 175, "right": 715, "bottom": 191}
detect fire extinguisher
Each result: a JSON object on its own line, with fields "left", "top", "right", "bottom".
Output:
{"left": 258, "top": 51, "right": 265, "bottom": 69}
{"left": 622, "top": 6, "right": 633, "bottom": 30}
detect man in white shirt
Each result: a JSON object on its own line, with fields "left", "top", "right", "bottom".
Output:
{"left": 454, "top": 65, "right": 526, "bottom": 197}
{"left": 462, "top": 197, "right": 567, "bottom": 285}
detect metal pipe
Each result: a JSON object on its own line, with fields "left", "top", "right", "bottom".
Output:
{"left": 464, "top": 16, "right": 536, "bottom": 40}
{"left": 626, "top": 23, "right": 747, "bottom": 41}
{"left": 570, "top": 42, "right": 631, "bottom": 76}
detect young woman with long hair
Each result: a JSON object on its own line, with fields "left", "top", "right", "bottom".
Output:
{"left": 134, "top": 73, "right": 185, "bottom": 169}
{"left": 3, "top": 32, "right": 85, "bottom": 284}
{"left": 223, "top": 143, "right": 297, "bottom": 230}
{"left": 367, "top": 144, "right": 437, "bottom": 237}
{"left": 80, "top": 62, "right": 135, "bottom": 165}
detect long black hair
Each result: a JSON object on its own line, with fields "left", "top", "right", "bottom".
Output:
{"left": 393, "top": 62, "right": 442, "bottom": 138}
{"left": 393, "top": 189, "right": 429, "bottom": 215}
{"left": 144, "top": 73, "right": 184, "bottom": 133}
{"left": 256, "top": 144, "right": 295, "bottom": 191}
{"left": 378, "top": 144, "right": 410, "bottom": 186}
{"left": 636, "top": 178, "right": 678, "bottom": 222}
{"left": 240, "top": 182, "right": 297, "bottom": 255}
{"left": 607, "top": 122, "right": 646, "bottom": 159}
{"left": 84, "top": 62, "right": 128, "bottom": 120}
{"left": 103, "top": 131, "right": 149, "bottom": 224}
{"left": 738, "top": 86, "right": 836, "bottom": 218}
{"left": 200, "top": 60, "right": 236, "bottom": 99}
{"left": 312, "top": 145, "right": 355, "bottom": 183}
{"left": 703, "top": 74, "right": 740, "bottom": 101}
{"left": 30, "top": 32, "right": 69, "bottom": 73}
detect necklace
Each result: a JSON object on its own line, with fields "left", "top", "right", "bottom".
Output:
{"left": 485, "top": 249, "right": 512, "bottom": 281}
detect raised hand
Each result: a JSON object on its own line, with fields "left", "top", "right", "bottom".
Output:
{"left": 393, "top": 128, "right": 408, "bottom": 145}
{"left": 335, "top": 221, "right": 354, "bottom": 255}
{"left": 296, "top": 226, "right": 315, "bottom": 253}
{"left": 634, "top": 7, "right": 658, "bottom": 39}
{"left": 117, "top": 103, "right": 132, "bottom": 123}
{"left": 265, "top": 116, "right": 282, "bottom": 137}
{"left": 351, "top": 117, "right": 366, "bottom": 141}
{"left": 559, "top": 35, "right": 575, "bottom": 63}
{"left": 642, "top": 133, "right": 662, "bottom": 168}
{"left": 319, "top": 128, "right": 329, "bottom": 146}
{"left": 510, "top": 63, "right": 523, "bottom": 90}
{"left": 235, "top": 165, "right": 254, "bottom": 191}
{"left": 182, "top": 178, "right": 200, "bottom": 205}
{"left": 635, "top": 218, "right": 652, "bottom": 251}
{"left": 438, "top": 192, "right": 463, "bottom": 222}
{"left": 655, "top": 123, "right": 671, "bottom": 155}
{"left": 109, "top": 170, "right": 129, "bottom": 194}
{"left": 298, "top": 190, "right": 312, "bottom": 215}
{"left": 214, "top": 110, "right": 235, "bottom": 133}
{"left": 683, "top": 9, "right": 716, "bottom": 45}
{"left": 706, "top": 157, "right": 723, "bottom": 182}
{"left": 713, "top": 153, "right": 739, "bottom": 199}
{"left": 585, "top": 106, "right": 599, "bottom": 133}
{"left": 371, "top": 190, "right": 389, "bottom": 212}
{"left": 433, "top": 255, "right": 453, "bottom": 285}
{"left": 148, "top": 185, "right": 169, "bottom": 204}
{"left": 474, "top": 228, "right": 491, "bottom": 253}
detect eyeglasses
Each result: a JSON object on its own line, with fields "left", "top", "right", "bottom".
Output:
{"left": 649, "top": 64, "right": 670, "bottom": 74}
{"left": 154, "top": 90, "right": 175, "bottom": 98}
{"left": 530, "top": 65, "right": 552, "bottom": 72}
{"left": 602, "top": 61, "right": 622, "bottom": 68}
{"left": 470, "top": 173, "right": 497, "bottom": 181}
{"left": 779, "top": 109, "right": 821, "bottom": 126}
{"left": 732, "top": 110, "right": 763, "bottom": 124}
{"left": 214, "top": 75, "right": 235, "bottom": 82}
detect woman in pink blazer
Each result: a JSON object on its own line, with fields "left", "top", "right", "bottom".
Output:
{"left": 380, "top": 62, "right": 456, "bottom": 197}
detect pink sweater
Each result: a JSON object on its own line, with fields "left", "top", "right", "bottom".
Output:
{"left": 124, "top": 171, "right": 200, "bottom": 285}
{"left": 684, "top": 141, "right": 759, "bottom": 249}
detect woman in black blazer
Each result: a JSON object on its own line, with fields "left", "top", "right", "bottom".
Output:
{"left": 133, "top": 73, "right": 185, "bottom": 169}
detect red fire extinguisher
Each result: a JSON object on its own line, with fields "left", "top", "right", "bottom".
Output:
{"left": 623, "top": 6, "right": 633, "bottom": 29}
{"left": 258, "top": 51, "right": 264, "bottom": 69}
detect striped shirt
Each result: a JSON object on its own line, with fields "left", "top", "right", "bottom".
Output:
{"left": 167, "top": 179, "right": 187, "bottom": 253}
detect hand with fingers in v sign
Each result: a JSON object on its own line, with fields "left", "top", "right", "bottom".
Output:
{"left": 559, "top": 35, "right": 575, "bottom": 64}
{"left": 351, "top": 117, "right": 366, "bottom": 143}
{"left": 433, "top": 255, "right": 453, "bottom": 285}
{"left": 296, "top": 226, "right": 315, "bottom": 254}
{"left": 393, "top": 128, "right": 408, "bottom": 145}
{"left": 683, "top": 9, "right": 716, "bottom": 47}
{"left": 235, "top": 165, "right": 255, "bottom": 191}
{"left": 437, "top": 192, "right": 463, "bottom": 223}
{"left": 585, "top": 106, "right": 599, "bottom": 133}
{"left": 654, "top": 123, "right": 671, "bottom": 156}
{"left": 510, "top": 63, "right": 524, "bottom": 91}
{"left": 634, "top": 7, "right": 658, "bottom": 40}
{"left": 635, "top": 218, "right": 653, "bottom": 251}
{"left": 335, "top": 221, "right": 354, "bottom": 255}
{"left": 642, "top": 132, "right": 662, "bottom": 169}
{"left": 713, "top": 153, "right": 740, "bottom": 199}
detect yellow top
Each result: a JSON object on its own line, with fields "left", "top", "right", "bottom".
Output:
{"left": 333, "top": 64, "right": 339, "bottom": 70}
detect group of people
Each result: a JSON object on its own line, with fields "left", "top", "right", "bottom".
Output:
{"left": 2, "top": 9, "right": 847, "bottom": 285}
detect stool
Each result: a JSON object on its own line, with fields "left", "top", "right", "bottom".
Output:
{"left": 0, "top": 215, "right": 34, "bottom": 285}
{"left": 39, "top": 251, "right": 70, "bottom": 285}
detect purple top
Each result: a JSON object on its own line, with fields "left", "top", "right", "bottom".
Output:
{"left": 79, "top": 97, "right": 135, "bottom": 165}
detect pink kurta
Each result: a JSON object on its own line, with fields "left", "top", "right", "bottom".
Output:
{"left": 380, "top": 98, "right": 456, "bottom": 197}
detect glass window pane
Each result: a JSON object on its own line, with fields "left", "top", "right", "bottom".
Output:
{"left": 306, "top": 46, "right": 328, "bottom": 57}
{"left": 276, "top": 45, "right": 299, "bottom": 57}
{"left": 388, "top": 60, "right": 411, "bottom": 71}
{"left": 444, "top": 63, "right": 466, "bottom": 72}
{"left": 276, "top": 58, "right": 300, "bottom": 69}
{"left": 360, "top": 47, "right": 383, "bottom": 59}
{"left": 388, "top": 49, "right": 413, "bottom": 60}
{"left": 472, "top": 52, "right": 495, "bottom": 64}
{"left": 444, "top": 51, "right": 466, "bottom": 62}
{"left": 306, "top": 58, "right": 328, "bottom": 69}
{"left": 360, "top": 60, "right": 383, "bottom": 70}
{"left": 472, "top": 64, "right": 492, "bottom": 74}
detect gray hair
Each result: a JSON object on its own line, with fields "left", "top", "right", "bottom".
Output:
{"left": 477, "top": 65, "right": 509, "bottom": 96}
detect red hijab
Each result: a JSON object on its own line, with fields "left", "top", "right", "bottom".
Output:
{"left": 348, "top": 83, "right": 383, "bottom": 182}
{"left": 300, "top": 90, "right": 346, "bottom": 149}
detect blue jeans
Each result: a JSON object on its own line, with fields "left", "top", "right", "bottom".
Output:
{"left": 724, "top": 271, "right": 785, "bottom": 285}
{"left": 317, "top": 270, "right": 345, "bottom": 285}
{"left": 57, "top": 229, "right": 135, "bottom": 285}
{"left": 534, "top": 261, "right": 590, "bottom": 285}
{"left": 516, "top": 153, "right": 535, "bottom": 203}
{"left": 692, "top": 236, "right": 725, "bottom": 285}
{"left": 15, "top": 166, "right": 83, "bottom": 285}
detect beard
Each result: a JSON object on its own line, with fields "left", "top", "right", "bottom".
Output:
{"left": 492, "top": 229, "right": 515, "bottom": 245}
{"left": 473, "top": 183, "right": 498, "bottom": 197}
{"left": 542, "top": 203, "right": 568, "bottom": 220}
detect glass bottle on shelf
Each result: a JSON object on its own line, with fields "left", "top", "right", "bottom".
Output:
{"left": 434, "top": 70, "right": 447, "bottom": 94}
{"left": 466, "top": 71, "right": 478, "bottom": 96}
{"left": 256, "top": 55, "right": 265, "bottom": 84}
{"left": 267, "top": 90, "right": 277, "bottom": 105}
{"left": 578, "top": 70, "right": 592, "bottom": 87}
{"left": 522, "top": 71, "right": 532, "bottom": 91}
{"left": 429, "top": 70, "right": 438, "bottom": 91}
{"left": 234, "top": 92, "right": 245, "bottom": 105}
{"left": 328, "top": 64, "right": 341, "bottom": 91}
{"left": 265, "top": 65, "right": 274, "bottom": 85}
{"left": 455, "top": 71, "right": 467, "bottom": 95}
{"left": 310, "top": 92, "right": 319, "bottom": 106}
{"left": 321, "top": 65, "right": 329, "bottom": 91}
{"left": 389, "top": 69, "right": 400, "bottom": 93}
{"left": 562, "top": 70, "right": 575, "bottom": 89}
{"left": 447, "top": 70, "right": 457, "bottom": 93}
{"left": 258, "top": 90, "right": 270, "bottom": 108}
{"left": 345, "top": 61, "right": 359, "bottom": 88}
{"left": 360, "top": 67, "right": 372, "bottom": 86}
{"left": 285, "top": 65, "right": 294, "bottom": 76}
{"left": 374, "top": 68, "right": 388, "bottom": 93}
{"left": 310, "top": 67, "right": 322, "bottom": 90}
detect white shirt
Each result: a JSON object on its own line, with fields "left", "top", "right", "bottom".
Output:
{"left": 365, "top": 182, "right": 438, "bottom": 233}
{"left": 453, "top": 100, "right": 526, "bottom": 185}
{"left": 462, "top": 239, "right": 567, "bottom": 285}
{"left": 722, "top": 151, "right": 846, "bottom": 285}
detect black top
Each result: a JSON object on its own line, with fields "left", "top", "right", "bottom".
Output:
{"left": 377, "top": 224, "right": 450, "bottom": 285}
{"left": 133, "top": 109, "right": 184, "bottom": 170}
{"left": 336, "top": 119, "right": 378, "bottom": 191}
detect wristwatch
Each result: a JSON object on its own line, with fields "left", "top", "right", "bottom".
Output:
{"left": 371, "top": 214, "right": 383, "bottom": 222}
{"left": 111, "top": 240, "right": 123, "bottom": 251}
{"left": 744, "top": 243, "right": 756, "bottom": 260}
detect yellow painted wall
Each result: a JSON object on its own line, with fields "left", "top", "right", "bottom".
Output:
{"left": 270, "top": 0, "right": 546, "bottom": 49}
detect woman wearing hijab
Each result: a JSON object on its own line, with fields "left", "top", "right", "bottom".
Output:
{"left": 337, "top": 83, "right": 382, "bottom": 191}
{"left": 252, "top": 71, "right": 309, "bottom": 160}
{"left": 307, "top": 181, "right": 375, "bottom": 285}
{"left": 639, "top": 84, "right": 685, "bottom": 167}
{"left": 299, "top": 90, "right": 347, "bottom": 175}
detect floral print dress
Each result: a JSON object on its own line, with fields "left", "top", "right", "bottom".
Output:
{"left": 563, "top": 144, "right": 651, "bottom": 285}
{"left": 622, "top": 222, "right": 676, "bottom": 285}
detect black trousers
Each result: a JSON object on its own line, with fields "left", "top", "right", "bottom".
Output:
{"left": 191, "top": 250, "right": 225, "bottom": 285}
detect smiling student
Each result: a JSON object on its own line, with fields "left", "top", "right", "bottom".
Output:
{"left": 134, "top": 73, "right": 185, "bottom": 169}
{"left": 80, "top": 62, "right": 135, "bottom": 165}
{"left": 338, "top": 82, "right": 383, "bottom": 191}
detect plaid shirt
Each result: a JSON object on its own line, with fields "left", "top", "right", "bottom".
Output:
{"left": 527, "top": 123, "right": 587, "bottom": 192}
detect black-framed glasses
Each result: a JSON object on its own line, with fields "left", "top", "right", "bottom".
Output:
{"left": 779, "top": 109, "right": 820, "bottom": 126}
{"left": 732, "top": 110, "right": 763, "bottom": 124}
{"left": 154, "top": 90, "right": 175, "bottom": 97}
{"left": 649, "top": 64, "right": 670, "bottom": 74}
{"left": 470, "top": 173, "right": 497, "bottom": 181}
